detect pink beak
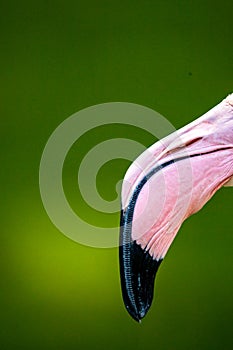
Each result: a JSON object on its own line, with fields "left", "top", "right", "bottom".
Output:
{"left": 119, "top": 94, "right": 233, "bottom": 322}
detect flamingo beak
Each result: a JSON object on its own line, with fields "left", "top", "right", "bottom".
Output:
{"left": 119, "top": 94, "right": 233, "bottom": 321}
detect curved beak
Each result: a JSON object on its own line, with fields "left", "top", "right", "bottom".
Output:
{"left": 119, "top": 94, "right": 233, "bottom": 321}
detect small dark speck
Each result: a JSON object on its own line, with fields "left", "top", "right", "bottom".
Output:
{"left": 188, "top": 72, "right": 192, "bottom": 76}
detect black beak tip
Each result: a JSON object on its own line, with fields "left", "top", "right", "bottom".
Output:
{"left": 126, "top": 306, "right": 146, "bottom": 323}
{"left": 119, "top": 239, "right": 163, "bottom": 322}
{"left": 119, "top": 210, "right": 163, "bottom": 322}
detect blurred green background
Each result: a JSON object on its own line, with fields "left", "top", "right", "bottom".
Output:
{"left": 1, "top": 1, "right": 233, "bottom": 349}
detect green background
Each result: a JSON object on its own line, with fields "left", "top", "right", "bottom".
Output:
{"left": 1, "top": 1, "right": 232, "bottom": 349}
